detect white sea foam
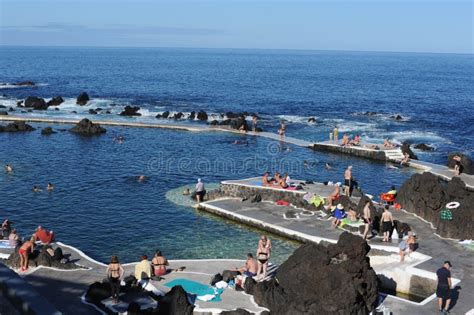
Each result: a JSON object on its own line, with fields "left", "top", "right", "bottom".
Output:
{"left": 0, "top": 83, "right": 48, "bottom": 89}
{"left": 277, "top": 114, "right": 318, "bottom": 124}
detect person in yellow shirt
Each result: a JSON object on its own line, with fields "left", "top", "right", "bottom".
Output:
{"left": 135, "top": 255, "right": 152, "bottom": 280}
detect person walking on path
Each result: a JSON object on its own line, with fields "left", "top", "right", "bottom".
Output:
{"left": 195, "top": 178, "right": 205, "bottom": 203}
{"left": 333, "top": 127, "right": 339, "bottom": 143}
{"left": 344, "top": 166, "right": 353, "bottom": 197}
{"left": 106, "top": 255, "right": 124, "bottom": 304}
{"left": 436, "top": 261, "right": 453, "bottom": 314}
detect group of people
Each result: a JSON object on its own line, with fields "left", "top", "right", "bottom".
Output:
{"left": 1, "top": 220, "right": 56, "bottom": 272}
{"left": 5, "top": 163, "right": 55, "bottom": 192}
{"left": 106, "top": 250, "right": 169, "bottom": 304}
{"left": 233, "top": 235, "right": 272, "bottom": 282}
{"left": 262, "top": 171, "right": 292, "bottom": 189}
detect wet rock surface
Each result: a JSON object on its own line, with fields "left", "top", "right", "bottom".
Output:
{"left": 244, "top": 232, "right": 378, "bottom": 315}
{"left": 76, "top": 92, "right": 90, "bottom": 105}
{"left": 0, "top": 121, "right": 36, "bottom": 132}
{"left": 70, "top": 118, "right": 106, "bottom": 135}
{"left": 414, "top": 143, "right": 434, "bottom": 151}
{"left": 47, "top": 96, "right": 64, "bottom": 106}
{"left": 24, "top": 96, "right": 48, "bottom": 110}
{"left": 447, "top": 152, "right": 474, "bottom": 175}
{"left": 2, "top": 245, "right": 80, "bottom": 270}
{"left": 401, "top": 143, "right": 418, "bottom": 160}
{"left": 397, "top": 173, "right": 474, "bottom": 239}
{"left": 120, "top": 105, "right": 142, "bottom": 116}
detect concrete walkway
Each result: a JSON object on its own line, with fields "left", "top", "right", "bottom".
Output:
{"left": 199, "top": 197, "right": 474, "bottom": 315}
{"left": 0, "top": 243, "right": 268, "bottom": 315}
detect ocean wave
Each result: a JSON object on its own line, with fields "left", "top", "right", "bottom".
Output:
{"left": 277, "top": 114, "right": 319, "bottom": 124}
{"left": 0, "top": 83, "right": 48, "bottom": 89}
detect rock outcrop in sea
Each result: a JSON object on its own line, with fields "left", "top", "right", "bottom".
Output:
{"left": 24, "top": 96, "right": 48, "bottom": 110}
{"left": 414, "top": 143, "right": 434, "bottom": 151}
{"left": 76, "top": 92, "right": 90, "bottom": 105}
{"left": 41, "top": 126, "right": 56, "bottom": 135}
{"left": 244, "top": 232, "right": 379, "bottom": 315}
{"left": 0, "top": 121, "right": 35, "bottom": 132}
{"left": 397, "top": 172, "right": 474, "bottom": 239}
{"left": 47, "top": 96, "right": 64, "bottom": 106}
{"left": 3, "top": 245, "right": 81, "bottom": 270}
{"left": 120, "top": 105, "right": 141, "bottom": 116}
{"left": 401, "top": 143, "right": 418, "bottom": 160}
{"left": 69, "top": 118, "right": 106, "bottom": 135}
{"left": 447, "top": 152, "right": 473, "bottom": 175}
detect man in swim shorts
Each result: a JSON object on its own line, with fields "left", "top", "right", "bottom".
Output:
{"left": 234, "top": 253, "right": 258, "bottom": 277}
{"left": 195, "top": 178, "right": 205, "bottom": 202}
{"left": 344, "top": 166, "right": 353, "bottom": 196}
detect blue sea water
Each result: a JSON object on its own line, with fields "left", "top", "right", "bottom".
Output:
{"left": 0, "top": 47, "right": 473, "bottom": 263}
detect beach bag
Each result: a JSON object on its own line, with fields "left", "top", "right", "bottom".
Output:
{"left": 251, "top": 194, "right": 262, "bottom": 203}
{"left": 222, "top": 270, "right": 240, "bottom": 282}
{"left": 440, "top": 208, "right": 453, "bottom": 221}
{"left": 210, "top": 273, "right": 223, "bottom": 286}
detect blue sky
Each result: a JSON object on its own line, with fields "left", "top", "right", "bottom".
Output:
{"left": 0, "top": 0, "right": 472, "bottom": 53}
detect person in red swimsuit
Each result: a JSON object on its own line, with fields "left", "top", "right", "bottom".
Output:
{"left": 19, "top": 238, "right": 35, "bottom": 271}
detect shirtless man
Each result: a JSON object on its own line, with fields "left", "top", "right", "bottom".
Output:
{"left": 380, "top": 205, "right": 394, "bottom": 242}
{"left": 344, "top": 166, "right": 353, "bottom": 197}
{"left": 5, "top": 164, "right": 13, "bottom": 173}
{"left": 262, "top": 172, "right": 272, "bottom": 186}
{"left": 234, "top": 253, "right": 258, "bottom": 277}
{"left": 362, "top": 200, "right": 372, "bottom": 240}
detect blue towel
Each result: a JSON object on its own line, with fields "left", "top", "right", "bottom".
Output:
{"left": 165, "top": 278, "right": 224, "bottom": 302}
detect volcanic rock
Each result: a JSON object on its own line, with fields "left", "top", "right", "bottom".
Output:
{"left": 47, "top": 96, "right": 64, "bottom": 106}
{"left": 119, "top": 105, "right": 141, "bottom": 116}
{"left": 394, "top": 115, "right": 403, "bottom": 120}
{"left": 210, "top": 120, "right": 219, "bottom": 126}
{"left": 401, "top": 143, "right": 418, "bottom": 160}
{"left": 308, "top": 117, "right": 316, "bottom": 123}
{"left": 0, "top": 105, "right": 6, "bottom": 108}
{"left": 447, "top": 152, "right": 474, "bottom": 175}
{"left": 197, "top": 111, "right": 208, "bottom": 121}
{"left": 9, "top": 107, "right": 15, "bottom": 112}
{"left": 230, "top": 117, "right": 248, "bottom": 131}
{"left": 76, "top": 92, "right": 90, "bottom": 105}
{"left": 244, "top": 232, "right": 378, "bottom": 315}
{"left": 414, "top": 143, "right": 434, "bottom": 151}
{"left": 189, "top": 111, "right": 196, "bottom": 120}
{"left": 397, "top": 173, "right": 474, "bottom": 239}
{"left": 161, "top": 111, "right": 170, "bottom": 119}
{"left": 0, "top": 111, "right": 7, "bottom": 116}
{"left": 0, "top": 121, "right": 35, "bottom": 132}
{"left": 69, "top": 118, "right": 106, "bottom": 136}
{"left": 156, "top": 285, "right": 194, "bottom": 315}
{"left": 88, "top": 109, "right": 98, "bottom": 115}
{"left": 4, "top": 245, "right": 77, "bottom": 270}
{"left": 24, "top": 96, "right": 48, "bottom": 110}
{"left": 41, "top": 127, "right": 56, "bottom": 135}
{"left": 14, "top": 81, "right": 35, "bottom": 86}
{"left": 173, "top": 112, "right": 184, "bottom": 119}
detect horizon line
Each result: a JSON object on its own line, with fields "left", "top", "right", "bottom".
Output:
{"left": 1, "top": 44, "right": 472, "bottom": 56}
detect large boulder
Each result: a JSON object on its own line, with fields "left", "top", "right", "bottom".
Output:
{"left": 41, "top": 127, "right": 56, "bottom": 135}
{"left": 70, "top": 118, "right": 106, "bottom": 136}
{"left": 414, "top": 143, "right": 434, "bottom": 151}
{"left": 401, "top": 143, "right": 418, "bottom": 160}
{"left": 397, "top": 173, "right": 474, "bottom": 239}
{"left": 119, "top": 105, "right": 141, "bottom": 116}
{"left": 0, "top": 121, "right": 35, "bottom": 132}
{"left": 0, "top": 111, "right": 7, "bottom": 116}
{"left": 76, "top": 92, "right": 90, "bottom": 105}
{"left": 229, "top": 117, "right": 248, "bottom": 131}
{"left": 47, "top": 96, "right": 64, "bottom": 106}
{"left": 156, "top": 285, "right": 194, "bottom": 315}
{"left": 447, "top": 153, "right": 474, "bottom": 175}
{"left": 244, "top": 232, "right": 378, "bottom": 315}
{"left": 24, "top": 96, "right": 48, "bottom": 110}
{"left": 4, "top": 245, "right": 78, "bottom": 270}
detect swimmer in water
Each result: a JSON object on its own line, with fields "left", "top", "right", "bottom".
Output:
{"left": 47, "top": 183, "right": 54, "bottom": 191}
{"left": 183, "top": 188, "right": 190, "bottom": 195}
{"left": 5, "top": 164, "right": 13, "bottom": 173}
{"left": 32, "top": 186, "right": 41, "bottom": 192}
{"left": 325, "top": 163, "right": 332, "bottom": 170}
{"left": 113, "top": 135, "right": 125, "bottom": 143}
{"left": 138, "top": 175, "right": 146, "bottom": 182}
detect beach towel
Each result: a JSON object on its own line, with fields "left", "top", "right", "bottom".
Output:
{"left": 276, "top": 200, "right": 290, "bottom": 206}
{"left": 165, "top": 278, "right": 224, "bottom": 302}
{"left": 309, "top": 195, "right": 325, "bottom": 207}
{"left": 340, "top": 218, "right": 364, "bottom": 228}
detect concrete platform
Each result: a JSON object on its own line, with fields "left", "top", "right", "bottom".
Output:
{"left": 198, "top": 197, "right": 474, "bottom": 314}
{"left": 0, "top": 242, "right": 269, "bottom": 315}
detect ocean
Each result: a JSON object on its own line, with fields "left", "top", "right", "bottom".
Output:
{"left": 0, "top": 47, "right": 472, "bottom": 263}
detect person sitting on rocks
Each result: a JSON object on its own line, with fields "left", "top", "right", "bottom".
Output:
{"left": 135, "top": 255, "right": 152, "bottom": 280}
{"left": 400, "top": 152, "right": 410, "bottom": 166}
{"left": 278, "top": 176, "right": 289, "bottom": 189}
{"left": 151, "top": 250, "right": 169, "bottom": 277}
{"left": 18, "top": 237, "right": 35, "bottom": 272}
{"left": 327, "top": 185, "right": 340, "bottom": 207}
{"left": 233, "top": 253, "right": 258, "bottom": 277}
{"left": 256, "top": 235, "right": 272, "bottom": 281}
{"left": 350, "top": 134, "right": 361, "bottom": 146}
{"left": 8, "top": 229, "right": 20, "bottom": 248}
{"left": 262, "top": 172, "right": 272, "bottom": 186}
{"left": 34, "top": 226, "right": 55, "bottom": 244}
{"left": 2, "top": 218, "right": 11, "bottom": 239}
{"left": 347, "top": 207, "right": 358, "bottom": 222}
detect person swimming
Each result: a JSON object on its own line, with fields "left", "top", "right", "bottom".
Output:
{"left": 183, "top": 188, "right": 190, "bottom": 195}
{"left": 47, "top": 183, "right": 54, "bottom": 191}
{"left": 5, "top": 164, "right": 13, "bottom": 173}
{"left": 32, "top": 186, "right": 41, "bottom": 192}
{"left": 325, "top": 162, "right": 332, "bottom": 170}
{"left": 137, "top": 175, "right": 146, "bottom": 182}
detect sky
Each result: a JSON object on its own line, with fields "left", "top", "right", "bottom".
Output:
{"left": 0, "top": 0, "right": 472, "bottom": 53}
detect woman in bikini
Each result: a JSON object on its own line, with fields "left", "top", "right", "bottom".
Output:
{"left": 380, "top": 205, "right": 394, "bottom": 242}
{"left": 256, "top": 235, "right": 272, "bottom": 281}
{"left": 152, "top": 250, "right": 169, "bottom": 277}
{"left": 18, "top": 237, "right": 35, "bottom": 272}
{"left": 106, "top": 255, "right": 124, "bottom": 304}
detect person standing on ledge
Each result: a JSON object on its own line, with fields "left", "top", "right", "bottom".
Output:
{"left": 344, "top": 165, "right": 353, "bottom": 196}
{"left": 195, "top": 178, "right": 205, "bottom": 203}
{"left": 252, "top": 115, "right": 258, "bottom": 132}
{"left": 436, "top": 261, "right": 452, "bottom": 314}
{"left": 106, "top": 255, "right": 124, "bottom": 304}
{"left": 278, "top": 121, "right": 286, "bottom": 138}
{"left": 333, "top": 126, "right": 339, "bottom": 143}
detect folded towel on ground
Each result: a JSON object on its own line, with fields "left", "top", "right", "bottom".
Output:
{"left": 165, "top": 278, "right": 223, "bottom": 302}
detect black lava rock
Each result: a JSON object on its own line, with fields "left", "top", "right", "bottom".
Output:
{"left": 119, "top": 105, "right": 141, "bottom": 116}
{"left": 69, "top": 118, "right": 106, "bottom": 136}
{"left": 76, "top": 92, "right": 90, "bottom": 105}
{"left": 47, "top": 96, "right": 64, "bottom": 106}
{"left": 24, "top": 96, "right": 48, "bottom": 110}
